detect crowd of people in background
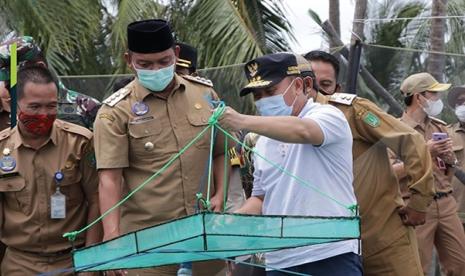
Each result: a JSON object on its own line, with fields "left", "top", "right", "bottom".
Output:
{"left": 0, "top": 18, "right": 464, "bottom": 276}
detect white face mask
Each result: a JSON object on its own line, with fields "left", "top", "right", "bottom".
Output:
{"left": 455, "top": 105, "right": 465, "bottom": 122}
{"left": 422, "top": 98, "right": 444, "bottom": 117}
{"left": 255, "top": 79, "right": 297, "bottom": 116}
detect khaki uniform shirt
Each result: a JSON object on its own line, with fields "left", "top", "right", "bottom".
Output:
{"left": 0, "top": 119, "right": 98, "bottom": 253}
{"left": 316, "top": 93, "right": 434, "bottom": 257}
{"left": 447, "top": 122, "right": 465, "bottom": 222}
{"left": 94, "top": 75, "right": 226, "bottom": 234}
{"left": 400, "top": 112, "right": 455, "bottom": 194}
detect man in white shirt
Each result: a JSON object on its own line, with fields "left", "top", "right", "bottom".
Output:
{"left": 218, "top": 53, "right": 361, "bottom": 276}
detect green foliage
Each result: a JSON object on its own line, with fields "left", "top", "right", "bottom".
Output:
{"left": 364, "top": 0, "right": 426, "bottom": 93}
{"left": 0, "top": 0, "right": 294, "bottom": 114}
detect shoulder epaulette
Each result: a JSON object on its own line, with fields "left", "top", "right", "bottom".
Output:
{"left": 58, "top": 120, "right": 93, "bottom": 140}
{"left": 328, "top": 93, "right": 357, "bottom": 106}
{"left": 103, "top": 87, "right": 131, "bottom": 107}
{"left": 0, "top": 128, "right": 11, "bottom": 141}
{"left": 430, "top": 116, "right": 447, "bottom": 126}
{"left": 182, "top": 75, "right": 213, "bottom": 87}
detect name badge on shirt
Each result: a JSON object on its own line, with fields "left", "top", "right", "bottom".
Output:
{"left": 51, "top": 191, "right": 66, "bottom": 219}
{"left": 437, "top": 157, "right": 447, "bottom": 170}
{"left": 51, "top": 171, "right": 66, "bottom": 219}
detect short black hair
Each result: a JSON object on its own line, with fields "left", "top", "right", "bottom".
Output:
{"left": 304, "top": 50, "right": 340, "bottom": 79}
{"left": 404, "top": 95, "right": 413, "bottom": 106}
{"left": 404, "top": 92, "right": 425, "bottom": 106}
{"left": 300, "top": 69, "right": 320, "bottom": 92}
{"left": 17, "top": 65, "right": 57, "bottom": 100}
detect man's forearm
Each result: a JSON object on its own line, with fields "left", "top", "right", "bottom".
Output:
{"left": 98, "top": 170, "right": 123, "bottom": 240}
{"left": 239, "top": 115, "right": 323, "bottom": 145}
{"left": 85, "top": 201, "right": 102, "bottom": 246}
{"left": 235, "top": 196, "right": 263, "bottom": 215}
{"left": 213, "top": 154, "right": 227, "bottom": 197}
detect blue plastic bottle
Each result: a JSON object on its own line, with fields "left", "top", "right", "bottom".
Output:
{"left": 177, "top": 262, "right": 192, "bottom": 276}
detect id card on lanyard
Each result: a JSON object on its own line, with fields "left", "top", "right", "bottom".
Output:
{"left": 51, "top": 171, "right": 66, "bottom": 219}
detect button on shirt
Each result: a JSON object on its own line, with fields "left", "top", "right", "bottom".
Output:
{"left": 252, "top": 100, "right": 359, "bottom": 269}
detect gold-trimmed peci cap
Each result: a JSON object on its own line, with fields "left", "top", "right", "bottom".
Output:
{"left": 240, "top": 53, "right": 301, "bottom": 96}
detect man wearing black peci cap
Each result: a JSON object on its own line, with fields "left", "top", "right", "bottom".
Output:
{"left": 176, "top": 42, "right": 198, "bottom": 76}
{"left": 218, "top": 52, "right": 362, "bottom": 276}
{"left": 94, "top": 19, "right": 228, "bottom": 276}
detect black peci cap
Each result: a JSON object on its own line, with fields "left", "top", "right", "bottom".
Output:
{"left": 240, "top": 53, "right": 300, "bottom": 96}
{"left": 176, "top": 42, "right": 198, "bottom": 71}
{"left": 127, "top": 19, "right": 174, "bottom": 53}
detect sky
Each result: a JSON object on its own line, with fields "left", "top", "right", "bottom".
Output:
{"left": 284, "top": 1, "right": 356, "bottom": 54}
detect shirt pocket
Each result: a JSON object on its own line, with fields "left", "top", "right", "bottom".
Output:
{"left": 128, "top": 120, "right": 163, "bottom": 157}
{"left": 59, "top": 168, "right": 84, "bottom": 206}
{"left": 187, "top": 112, "right": 211, "bottom": 149}
{"left": 0, "top": 176, "right": 29, "bottom": 214}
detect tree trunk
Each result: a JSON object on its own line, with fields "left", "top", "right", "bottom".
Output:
{"left": 427, "top": 0, "right": 448, "bottom": 82}
{"left": 351, "top": 0, "right": 367, "bottom": 44}
{"left": 329, "top": 0, "right": 340, "bottom": 49}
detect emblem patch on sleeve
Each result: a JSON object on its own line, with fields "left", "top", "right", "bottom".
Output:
{"left": 363, "top": 111, "right": 380, "bottom": 128}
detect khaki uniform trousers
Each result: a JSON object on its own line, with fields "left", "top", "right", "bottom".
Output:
{"left": 363, "top": 227, "right": 423, "bottom": 276}
{"left": 1, "top": 247, "right": 73, "bottom": 276}
{"left": 416, "top": 196, "right": 465, "bottom": 276}
{"left": 126, "top": 260, "right": 226, "bottom": 276}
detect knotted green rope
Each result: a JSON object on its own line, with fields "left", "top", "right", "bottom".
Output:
{"left": 64, "top": 107, "right": 226, "bottom": 241}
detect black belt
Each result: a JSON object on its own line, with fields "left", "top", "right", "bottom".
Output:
{"left": 434, "top": 191, "right": 452, "bottom": 200}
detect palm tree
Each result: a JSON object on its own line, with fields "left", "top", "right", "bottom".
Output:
{"left": 427, "top": 0, "right": 448, "bottom": 82}
{"left": 329, "top": 0, "right": 340, "bottom": 45}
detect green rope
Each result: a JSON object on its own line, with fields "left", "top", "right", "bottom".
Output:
{"left": 214, "top": 124, "right": 356, "bottom": 213}
{"left": 63, "top": 103, "right": 356, "bottom": 242}
{"left": 222, "top": 138, "right": 229, "bottom": 212}
{"left": 63, "top": 124, "right": 213, "bottom": 241}
{"left": 205, "top": 125, "right": 215, "bottom": 210}
{"left": 64, "top": 105, "right": 228, "bottom": 241}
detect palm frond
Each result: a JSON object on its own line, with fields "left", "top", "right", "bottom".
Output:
{"left": 108, "top": 0, "right": 165, "bottom": 73}
{"left": 0, "top": 0, "right": 101, "bottom": 74}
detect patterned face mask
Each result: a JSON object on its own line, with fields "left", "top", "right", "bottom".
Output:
{"left": 18, "top": 111, "right": 56, "bottom": 136}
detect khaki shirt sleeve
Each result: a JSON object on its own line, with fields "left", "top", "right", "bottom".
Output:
{"left": 352, "top": 98, "right": 435, "bottom": 212}
{"left": 80, "top": 138, "right": 99, "bottom": 205}
{"left": 93, "top": 105, "right": 129, "bottom": 169}
{"left": 210, "top": 89, "right": 234, "bottom": 157}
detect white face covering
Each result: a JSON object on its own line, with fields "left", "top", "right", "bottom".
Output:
{"left": 455, "top": 105, "right": 465, "bottom": 122}
{"left": 422, "top": 98, "right": 444, "bottom": 117}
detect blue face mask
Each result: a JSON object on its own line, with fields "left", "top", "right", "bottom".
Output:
{"left": 254, "top": 79, "right": 297, "bottom": 116}
{"left": 134, "top": 63, "right": 175, "bottom": 92}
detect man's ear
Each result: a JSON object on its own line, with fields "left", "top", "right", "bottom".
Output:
{"left": 294, "top": 77, "right": 304, "bottom": 95}
{"left": 124, "top": 52, "right": 133, "bottom": 70}
{"left": 303, "top": 77, "right": 313, "bottom": 95}
{"left": 335, "top": 83, "right": 342, "bottom": 92}
{"left": 174, "top": 45, "right": 180, "bottom": 58}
